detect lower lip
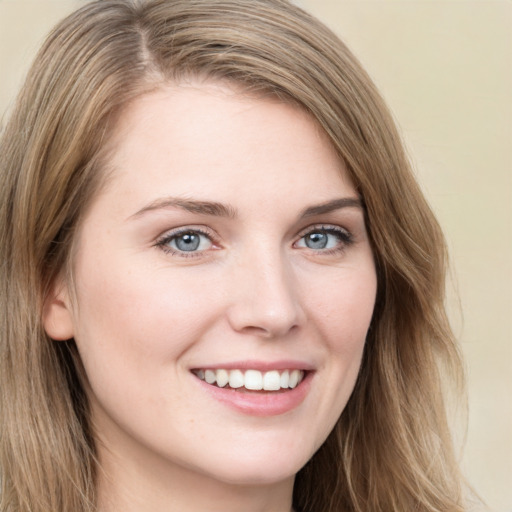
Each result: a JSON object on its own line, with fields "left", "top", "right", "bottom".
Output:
{"left": 194, "top": 372, "right": 313, "bottom": 417}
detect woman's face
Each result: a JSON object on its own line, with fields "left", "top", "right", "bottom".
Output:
{"left": 45, "top": 83, "right": 376, "bottom": 489}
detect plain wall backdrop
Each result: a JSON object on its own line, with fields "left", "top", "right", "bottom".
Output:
{"left": 1, "top": 1, "right": 511, "bottom": 510}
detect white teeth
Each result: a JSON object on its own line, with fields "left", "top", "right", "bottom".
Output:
{"left": 195, "top": 368, "right": 305, "bottom": 391}
{"left": 280, "top": 370, "right": 290, "bottom": 389}
{"left": 244, "top": 370, "right": 263, "bottom": 390}
{"left": 205, "top": 369, "right": 216, "bottom": 384}
{"left": 263, "top": 370, "right": 281, "bottom": 391}
{"left": 229, "top": 369, "right": 244, "bottom": 388}
{"left": 288, "top": 369, "right": 300, "bottom": 389}
{"left": 216, "top": 369, "right": 229, "bottom": 388}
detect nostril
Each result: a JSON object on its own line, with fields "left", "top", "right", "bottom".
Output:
{"left": 240, "top": 325, "right": 272, "bottom": 336}
{"left": 239, "top": 322, "right": 301, "bottom": 339}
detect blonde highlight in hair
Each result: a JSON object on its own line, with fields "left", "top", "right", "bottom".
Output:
{"left": 1, "top": 1, "right": 466, "bottom": 511}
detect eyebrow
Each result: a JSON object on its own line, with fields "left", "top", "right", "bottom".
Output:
{"left": 128, "top": 195, "right": 363, "bottom": 221}
{"left": 129, "top": 197, "right": 237, "bottom": 220}
{"left": 300, "top": 197, "right": 363, "bottom": 217}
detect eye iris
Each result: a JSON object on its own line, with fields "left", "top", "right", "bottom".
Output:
{"left": 175, "top": 233, "right": 200, "bottom": 251}
{"left": 306, "top": 232, "right": 328, "bottom": 249}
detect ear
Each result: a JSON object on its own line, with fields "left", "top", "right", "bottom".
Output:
{"left": 42, "top": 277, "right": 75, "bottom": 341}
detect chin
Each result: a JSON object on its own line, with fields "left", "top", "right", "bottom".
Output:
{"left": 193, "top": 444, "right": 313, "bottom": 487}
{"left": 206, "top": 464, "right": 299, "bottom": 487}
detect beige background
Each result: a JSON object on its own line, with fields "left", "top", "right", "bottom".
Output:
{"left": 1, "top": 1, "right": 510, "bottom": 510}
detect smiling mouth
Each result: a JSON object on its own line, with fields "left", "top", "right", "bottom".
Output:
{"left": 192, "top": 369, "right": 305, "bottom": 391}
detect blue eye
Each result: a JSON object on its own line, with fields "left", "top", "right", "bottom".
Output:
{"left": 303, "top": 232, "right": 331, "bottom": 249}
{"left": 296, "top": 226, "right": 352, "bottom": 252}
{"left": 158, "top": 229, "right": 213, "bottom": 254}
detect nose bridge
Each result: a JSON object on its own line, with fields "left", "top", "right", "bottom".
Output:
{"left": 227, "top": 242, "right": 304, "bottom": 337}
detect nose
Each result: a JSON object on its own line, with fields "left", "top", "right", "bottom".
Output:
{"left": 225, "top": 249, "right": 305, "bottom": 339}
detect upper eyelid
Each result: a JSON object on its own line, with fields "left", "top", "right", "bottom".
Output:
{"left": 155, "top": 224, "right": 351, "bottom": 240}
{"left": 156, "top": 225, "right": 217, "bottom": 242}
{"left": 295, "top": 223, "right": 351, "bottom": 237}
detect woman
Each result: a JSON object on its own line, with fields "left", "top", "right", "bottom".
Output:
{"left": 0, "top": 1, "right": 467, "bottom": 511}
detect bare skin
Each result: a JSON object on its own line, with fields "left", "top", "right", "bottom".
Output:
{"left": 44, "top": 82, "right": 376, "bottom": 512}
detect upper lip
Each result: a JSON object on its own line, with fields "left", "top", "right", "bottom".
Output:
{"left": 190, "top": 360, "right": 315, "bottom": 372}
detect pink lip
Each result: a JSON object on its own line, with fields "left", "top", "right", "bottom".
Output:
{"left": 191, "top": 364, "right": 314, "bottom": 417}
{"left": 191, "top": 359, "right": 315, "bottom": 372}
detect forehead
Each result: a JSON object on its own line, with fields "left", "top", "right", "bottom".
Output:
{"left": 109, "top": 81, "right": 326, "bottom": 153}
{"left": 90, "top": 81, "right": 355, "bottom": 219}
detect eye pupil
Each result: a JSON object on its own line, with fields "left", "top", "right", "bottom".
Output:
{"left": 175, "top": 233, "right": 200, "bottom": 251}
{"left": 306, "top": 232, "right": 328, "bottom": 249}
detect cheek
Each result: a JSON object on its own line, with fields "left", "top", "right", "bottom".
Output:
{"left": 71, "top": 256, "right": 226, "bottom": 371}
{"left": 69, "top": 261, "right": 224, "bottom": 435}
{"left": 294, "top": 265, "right": 376, "bottom": 448}
{"left": 306, "top": 266, "right": 377, "bottom": 354}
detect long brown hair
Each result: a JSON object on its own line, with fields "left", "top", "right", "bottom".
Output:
{"left": 0, "top": 1, "right": 465, "bottom": 510}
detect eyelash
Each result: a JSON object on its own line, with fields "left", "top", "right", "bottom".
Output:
{"left": 155, "top": 224, "right": 354, "bottom": 258}
{"left": 155, "top": 227, "right": 218, "bottom": 258}
{"left": 294, "top": 224, "right": 354, "bottom": 255}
